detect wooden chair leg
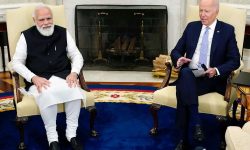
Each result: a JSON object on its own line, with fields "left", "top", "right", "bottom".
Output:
{"left": 149, "top": 103, "right": 161, "bottom": 135}
{"left": 240, "top": 105, "right": 246, "bottom": 122}
{"left": 232, "top": 100, "right": 238, "bottom": 121}
{"left": 16, "top": 117, "right": 28, "bottom": 150}
{"left": 87, "top": 106, "right": 98, "bottom": 137}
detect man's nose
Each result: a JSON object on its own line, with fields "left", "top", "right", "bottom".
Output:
{"left": 200, "top": 11, "right": 206, "bottom": 18}
{"left": 43, "top": 19, "right": 50, "bottom": 25}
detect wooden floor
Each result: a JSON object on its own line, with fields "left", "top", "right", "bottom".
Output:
{"left": 0, "top": 71, "right": 13, "bottom": 93}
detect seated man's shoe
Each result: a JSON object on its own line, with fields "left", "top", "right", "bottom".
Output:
{"left": 193, "top": 125, "right": 205, "bottom": 142}
{"left": 49, "top": 141, "right": 60, "bottom": 150}
{"left": 175, "top": 140, "right": 188, "bottom": 150}
{"left": 70, "top": 137, "right": 83, "bottom": 150}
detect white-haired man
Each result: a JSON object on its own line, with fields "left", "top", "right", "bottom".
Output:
{"left": 171, "top": 0, "right": 240, "bottom": 149}
{"left": 12, "top": 5, "right": 84, "bottom": 150}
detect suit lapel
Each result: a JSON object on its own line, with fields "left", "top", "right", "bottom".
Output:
{"left": 210, "top": 21, "right": 222, "bottom": 63}
{"left": 190, "top": 22, "right": 202, "bottom": 58}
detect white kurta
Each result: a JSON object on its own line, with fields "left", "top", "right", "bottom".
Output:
{"left": 28, "top": 76, "right": 86, "bottom": 110}
{"left": 12, "top": 29, "right": 86, "bottom": 110}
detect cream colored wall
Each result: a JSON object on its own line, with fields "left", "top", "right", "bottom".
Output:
{"left": 220, "top": 0, "right": 250, "bottom": 4}
{"left": 188, "top": 0, "right": 250, "bottom": 4}
{"left": 0, "top": 0, "right": 40, "bottom": 4}
{"left": 0, "top": 0, "right": 61, "bottom": 5}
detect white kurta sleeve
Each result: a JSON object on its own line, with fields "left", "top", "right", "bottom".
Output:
{"left": 66, "top": 30, "right": 84, "bottom": 74}
{"left": 12, "top": 33, "right": 36, "bottom": 83}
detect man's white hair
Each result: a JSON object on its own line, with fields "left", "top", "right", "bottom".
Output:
{"left": 199, "top": 0, "right": 220, "bottom": 10}
{"left": 32, "top": 4, "right": 53, "bottom": 19}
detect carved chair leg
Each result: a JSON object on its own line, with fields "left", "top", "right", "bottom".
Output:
{"left": 16, "top": 117, "right": 28, "bottom": 150}
{"left": 149, "top": 103, "right": 161, "bottom": 135}
{"left": 232, "top": 100, "right": 238, "bottom": 121}
{"left": 87, "top": 106, "right": 98, "bottom": 137}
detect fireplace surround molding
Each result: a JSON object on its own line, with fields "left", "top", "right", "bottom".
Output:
{"left": 74, "top": 4, "right": 168, "bottom": 71}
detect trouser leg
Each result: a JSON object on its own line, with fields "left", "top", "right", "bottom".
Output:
{"left": 40, "top": 104, "right": 58, "bottom": 144}
{"left": 176, "top": 67, "right": 198, "bottom": 105}
{"left": 65, "top": 99, "right": 81, "bottom": 141}
{"left": 176, "top": 103, "right": 189, "bottom": 141}
{"left": 188, "top": 104, "right": 200, "bottom": 126}
{"left": 176, "top": 68, "right": 199, "bottom": 141}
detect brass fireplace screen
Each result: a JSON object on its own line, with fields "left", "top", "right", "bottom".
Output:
{"left": 75, "top": 5, "right": 168, "bottom": 71}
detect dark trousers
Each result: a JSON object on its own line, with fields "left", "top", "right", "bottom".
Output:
{"left": 175, "top": 67, "right": 226, "bottom": 140}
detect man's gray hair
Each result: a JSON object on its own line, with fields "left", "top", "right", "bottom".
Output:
{"left": 199, "top": 0, "right": 220, "bottom": 10}
{"left": 32, "top": 4, "right": 53, "bottom": 18}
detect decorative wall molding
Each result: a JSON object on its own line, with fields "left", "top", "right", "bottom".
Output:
{"left": 0, "top": 2, "right": 42, "bottom": 22}
{"left": 221, "top": 3, "right": 250, "bottom": 25}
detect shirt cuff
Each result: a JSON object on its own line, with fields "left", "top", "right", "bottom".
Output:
{"left": 71, "top": 68, "right": 80, "bottom": 75}
{"left": 27, "top": 73, "right": 36, "bottom": 83}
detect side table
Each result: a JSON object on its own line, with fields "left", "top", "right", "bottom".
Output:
{"left": 0, "top": 22, "right": 11, "bottom": 72}
{"left": 232, "top": 72, "right": 250, "bottom": 122}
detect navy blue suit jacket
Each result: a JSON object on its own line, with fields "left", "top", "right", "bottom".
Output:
{"left": 171, "top": 20, "right": 240, "bottom": 94}
{"left": 171, "top": 20, "right": 240, "bottom": 77}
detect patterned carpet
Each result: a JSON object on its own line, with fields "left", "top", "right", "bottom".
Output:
{"left": 0, "top": 78, "right": 157, "bottom": 112}
{"left": 89, "top": 84, "right": 157, "bottom": 104}
{"left": 0, "top": 97, "right": 14, "bottom": 112}
{"left": 0, "top": 72, "right": 14, "bottom": 112}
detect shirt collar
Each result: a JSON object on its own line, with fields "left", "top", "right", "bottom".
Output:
{"left": 202, "top": 19, "right": 217, "bottom": 31}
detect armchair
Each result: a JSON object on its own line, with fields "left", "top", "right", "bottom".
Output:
{"left": 225, "top": 121, "right": 250, "bottom": 150}
{"left": 6, "top": 5, "right": 97, "bottom": 149}
{"left": 149, "top": 3, "right": 246, "bottom": 147}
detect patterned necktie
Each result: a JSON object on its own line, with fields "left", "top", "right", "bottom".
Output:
{"left": 199, "top": 27, "right": 209, "bottom": 66}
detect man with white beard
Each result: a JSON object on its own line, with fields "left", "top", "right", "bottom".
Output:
{"left": 12, "top": 5, "right": 84, "bottom": 150}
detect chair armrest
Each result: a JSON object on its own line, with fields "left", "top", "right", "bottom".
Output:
{"left": 242, "top": 121, "right": 250, "bottom": 134}
{"left": 233, "top": 60, "right": 244, "bottom": 78}
{"left": 224, "top": 60, "right": 244, "bottom": 102}
{"left": 159, "top": 62, "right": 172, "bottom": 89}
{"left": 79, "top": 67, "right": 90, "bottom": 92}
{"left": 7, "top": 61, "right": 14, "bottom": 74}
{"left": 7, "top": 61, "right": 23, "bottom": 103}
{"left": 224, "top": 72, "right": 234, "bottom": 102}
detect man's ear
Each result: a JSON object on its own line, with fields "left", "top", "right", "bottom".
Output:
{"left": 32, "top": 17, "right": 36, "bottom": 23}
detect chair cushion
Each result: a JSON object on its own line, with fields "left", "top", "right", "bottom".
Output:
{"left": 242, "top": 121, "right": 250, "bottom": 134}
{"left": 153, "top": 86, "right": 228, "bottom": 116}
{"left": 225, "top": 125, "right": 250, "bottom": 150}
{"left": 16, "top": 90, "right": 95, "bottom": 117}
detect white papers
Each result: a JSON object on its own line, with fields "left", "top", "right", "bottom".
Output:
{"left": 192, "top": 69, "right": 205, "bottom": 77}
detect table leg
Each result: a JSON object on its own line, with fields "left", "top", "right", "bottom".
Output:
{"left": 232, "top": 100, "right": 238, "bottom": 120}
{"left": 246, "top": 96, "right": 250, "bottom": 121}
{"left": 0, "top": 45, "right": 5, "bottom": 72}
{"left": 240, "top": 105, "right": 245, "bottom": 122}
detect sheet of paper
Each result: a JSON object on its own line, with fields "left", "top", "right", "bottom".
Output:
{"left": 192, "top": 69, "right": 205, "bottom": 77}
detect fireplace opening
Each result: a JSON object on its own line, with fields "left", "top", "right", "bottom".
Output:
{"left": 75, "top": 5, "right": 168, "bottom": 71}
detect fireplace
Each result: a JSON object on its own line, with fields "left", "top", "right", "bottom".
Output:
{"left": 75, "top": 5, "right": 168, "bottom": 71}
